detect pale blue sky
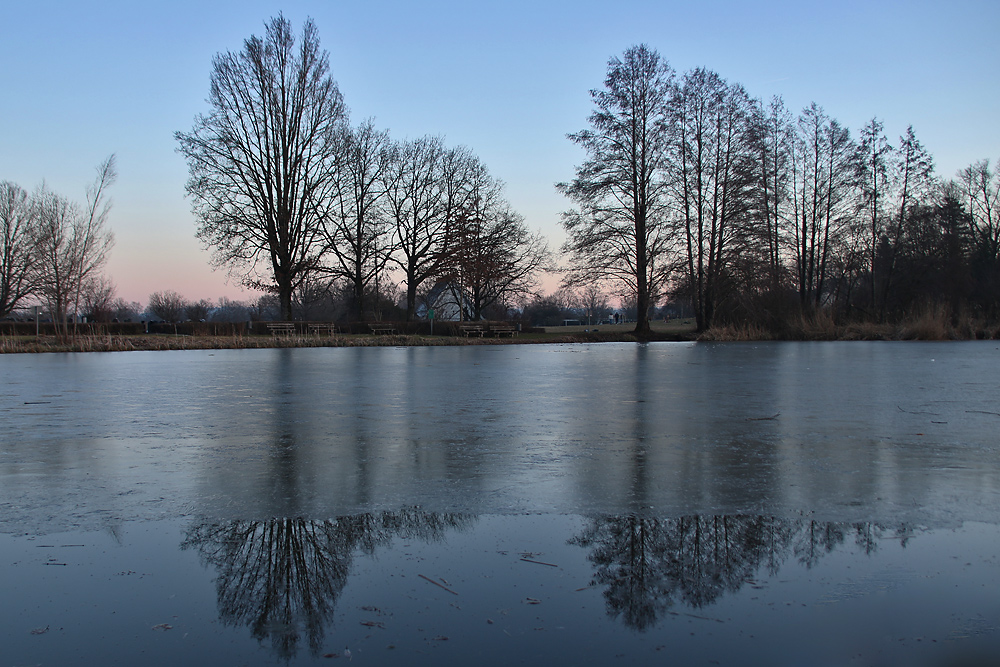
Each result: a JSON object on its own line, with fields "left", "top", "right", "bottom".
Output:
{"left": 2, "top": 0, "right": 998, "bottom": 303}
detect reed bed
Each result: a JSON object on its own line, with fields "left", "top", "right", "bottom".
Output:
{"left": 0, "top": 331, "right": 646, "bottom": 354}
{"left": 700, "top": 307, "right": 1000, "bottom": 342}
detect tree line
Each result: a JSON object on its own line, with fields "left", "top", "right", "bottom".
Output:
{"left": 175, "top": 15, "right": 549, "bottom": 323}
{"left": 7, "top": 30, "right": 998, "bottom": 336}
{"left": 561, "top": 44, "right": 1000, "bottom": 334}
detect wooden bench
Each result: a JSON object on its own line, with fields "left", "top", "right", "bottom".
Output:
{"left": 267, "top": 322, "right": 296, "bottom": 336}
{"left": 308, "top": 324, "right": 338, "bottom": 336}
{"left": 458, "top": 324, "right": 484, "bottom": 337}
{"left": 369, "top": 324, "right": 396, "bottom": 335}
{"left": 489, "top": 324, "right": 517, "bottom": 337}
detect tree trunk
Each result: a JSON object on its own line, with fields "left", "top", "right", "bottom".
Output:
{"left": 634, "top": 213, "right": 651, "bottom": 336}
{"left": 278, "top": 280, "right": 293, "bottom": 322}
{"left": 405, "top": 264, "right": 418, "bottom": 321}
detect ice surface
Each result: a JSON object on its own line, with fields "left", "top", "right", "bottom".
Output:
{"left": 2, "top": 342, "right": 999, "bottom": 664}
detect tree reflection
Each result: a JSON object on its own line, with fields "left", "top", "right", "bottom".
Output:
{"left": 571, "top": 514, "right": 914, "bottom": 631}
{"left": 182, "top": 509, "right": 472, "bottom": 658}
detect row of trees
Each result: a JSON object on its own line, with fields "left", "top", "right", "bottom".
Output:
{"left": 176, "top": 15, "right": 549, "bottom": 323}
{"left": 8, "top": 32, "right": 997, "bottom": 335}
{"left": 0, "top": 158, "right": 116, "bottom": 335}
{"left": 561, "top": 44, "right": 1000, "bottom": 333}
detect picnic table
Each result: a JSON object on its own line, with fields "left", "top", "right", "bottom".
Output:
{"left": 489, "top": 324, "right": 517, "bottom": 337}
{"left": 308, "top": 323, "right": 338, "bottom": 336}
{"left": 267, "top": 322, "right": 296, "bottom": 335}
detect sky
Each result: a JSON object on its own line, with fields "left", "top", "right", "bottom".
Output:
{"left": 2, "top": 0, "right": 998, "bottom": 305}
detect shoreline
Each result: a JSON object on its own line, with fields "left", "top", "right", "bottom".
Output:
{"left": 0, "top": 331, "right": 694, "bottom": 354}
{"left": 2, "top": 323, "right": 999, "bottom": 354}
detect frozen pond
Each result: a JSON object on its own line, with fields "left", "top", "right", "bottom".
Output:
{"left": 2, "top": 342, "right": 999, "bottom": 664}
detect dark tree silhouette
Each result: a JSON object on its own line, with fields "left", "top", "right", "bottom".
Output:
{"left": 857, "top": 117, "right": 892, "bottom": 316}
{"left": 385, "top": 139, "right": 478, "bottom": 321}
{"left": 322, "top": 121, "right": 394, "bottom": 320}
{"left": 789, "top": 104, "right": 858, "bottom": 309}
{"left": 0, "top": 181, "right": 40, "bottom": 318}
{"left": 34, "top": 157, "right": 116, "bottom": 339}
{"left": 572, "top": 514, "right": 909, "bottom": 630}
{"left": 176, "top": 15, "right": 346, "bottom": 321}
{"left": 445, "top": 173, "right": 549, "bottom": 321}
{"left": 182, "top": 510, "right": 472, "bottom": 659}
{"left": 559, "top": 44, "right": 675, "bottom": 336}
{"left": 669, "top": 68, "right": 759, "bottom": 331}
{"left": 147, "top": 290, "right": 187, "bottom": 322}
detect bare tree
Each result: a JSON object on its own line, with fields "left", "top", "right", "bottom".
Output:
{"left": 186, "top": 298, "right": 214, "bottom": 322}
{"left": 445, "top": 167, "right": 549, "bottom": 320}
{"left": 34, "top": 156, "right": 116, "bottom": 338}
{"left": 0, "top": 181, "right": 40, "bottom": 318}
{"left": 211, "top": 296, "right": 251, "bottom": 323}
{"left": 176, "top": 15, "right": 346, "bottom": 321}
{"left": 147, "top": 290, "right": 188, "bottom": 322}
{"left": 578, "top": 284, "right": 610, "bottom": 324}
{"left": 385, "top": 136, "right": 452, "bottom": 320}
{"left": 789, "top": 104, "right": 857, "bottom": 309}
{"left": 876, "top": 125, "right": 936, "bottom": 314}
{"left": 958, "top": 159, "right": 1000, "bottom": 314}
{"left": 321, "top": 121, "right": 394, "bottom": 320}
{"left": 110, "top": 297, "right": 143, "bottom": 322}
{"left": 81, "top": 275, "right": 117, "bottom": 322}
{"left": 754, "top": 96, "right": 794, "bottom": 294}
{"left": 669, "top": 69, "right": 759, "bottom": 331}
{"left": 559, "top": 44, "right": 676, "bottom": 336}
{"left": 959, "top": 159, "right": 1000, "bottom": 265}
{"left": 857, "top": 117, "right": 892, "bottom": 315}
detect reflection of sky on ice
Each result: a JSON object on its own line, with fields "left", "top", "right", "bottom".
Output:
{"left": 2, "top": 343, "right": 999, "bottom": 663}
{"left": 2, "top": 342, "right": 998, "bottom": 525}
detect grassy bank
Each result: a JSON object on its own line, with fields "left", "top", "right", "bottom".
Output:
{"left": 0, "top": 328, "right": 691, "bottom": 354}
{"left": 0, "top": 319, "right": 702, "bottom": 353}
{"left": 6, "top": 313, "right": 997, "bottom": 353}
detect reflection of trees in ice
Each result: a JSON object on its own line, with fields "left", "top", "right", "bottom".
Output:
{"left": 182, "top": 509, "right": 473, "bottom": 659}
{"left": 571, "top": 515, "right": 915, "bottom": 631}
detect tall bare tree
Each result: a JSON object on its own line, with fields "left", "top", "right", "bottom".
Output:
{"left": 958, "top": 158, "right": 1000, "bottom": 314}
{"left": 186, "top": 298, "right": 215, "bottom": 322}
{"left": 876, "top": 125, "right": 936, "bottom": 314}
{"left": 34, "top": 156, "right": 116, "bottom": 338}
{"left": 959, "top": 159, "right": 1000, "bottom": 265}
{"left": 445, "top": 167, "right": 549, "bottom": 320}
{"left": 0, "top": 181, "right": 40, "bottom": 318}
{"left": 754, "top": 96, "right": 794, "bottom": 294}
{"left": 321, "top": 121, "right": 394, "bottom": 320}
{"left": 789, "top": 104, "right": 857, "bottom": 308}
{"left": 857, "top": 117, "right": 892, "bottom": 315}
{"left": 559, "top": 44, "right": 676, "bottom": 336}
{"left": 669, "top": 69, "right": 759, "bottom": 331}
{"left": 385, "top": 136, "right": 456, "bottom": 320}
{"left": 176, "top": 15, "right": 346, "bottom": 321}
